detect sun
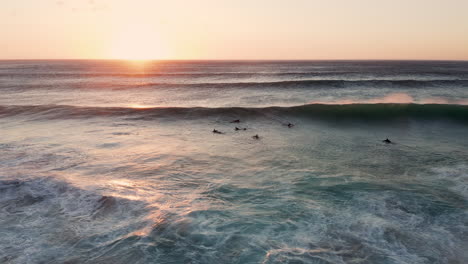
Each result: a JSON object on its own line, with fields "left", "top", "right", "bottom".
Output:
{"left": 109, "top": 24, "right": 169, "bottom": 60}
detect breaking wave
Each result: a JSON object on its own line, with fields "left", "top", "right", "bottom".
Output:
{"left": 1, "top": 103, "right": 467, "bottom": 122}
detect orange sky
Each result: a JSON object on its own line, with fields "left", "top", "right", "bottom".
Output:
{"left": 1, "top": 0, "right": 468, "bottom": 60}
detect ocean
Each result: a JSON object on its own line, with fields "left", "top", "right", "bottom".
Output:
{"left": 0, "top": 60, "right": 467, "bottom": 264}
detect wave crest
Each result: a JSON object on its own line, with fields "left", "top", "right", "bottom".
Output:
{"left": 1, "top": 103, "right": 467, "bottom": 122}
{"left": 3, "top": 79, "right": 468, "bottom": 91}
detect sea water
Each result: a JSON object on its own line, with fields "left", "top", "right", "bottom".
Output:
{"left": 0, "top": 60, "right": 467, "bottom": 263}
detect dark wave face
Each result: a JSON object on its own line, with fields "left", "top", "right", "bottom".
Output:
{"left": 1, "top": 103, "right": 468, "bottom": 123}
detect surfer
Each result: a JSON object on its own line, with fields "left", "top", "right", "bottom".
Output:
{"left": 287, "top": 123, "right": 294, "bottom": 128}
{"left": 235, "top": 127, "right": 247, "bottom": 131}
{"left": 252, "top": 134, "right": 260, "bottom": 139}
{"left": 230, "top": 119, "right": 240, "bottom": 123}
{"left": 383, "top": 138, "right": 392, "bottom": 144}
{"left": 213, "top": 129, "right": 223, "bottom": 134}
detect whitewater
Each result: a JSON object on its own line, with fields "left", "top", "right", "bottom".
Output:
{"left": 0, "top": 60, "right": 467, "bottom": 264}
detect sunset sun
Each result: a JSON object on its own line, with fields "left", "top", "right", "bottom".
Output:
{"left": 109, "top": 24, "right": 169, "bottom": 60}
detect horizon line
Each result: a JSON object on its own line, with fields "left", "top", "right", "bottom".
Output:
{"left": 1, "top": 58, "right": 468, "bottom": 62}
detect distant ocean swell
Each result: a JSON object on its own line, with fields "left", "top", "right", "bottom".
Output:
{"left": 2, "top": 79, "right": 468, "bottom": 90}
{"left": 1, "top": 72, "right": 369, "bottom": 78}
{"left": 1, "top": 71, "right": 468, "bottom": 78}
{"left": 2, "top": 103, "right": 467, "bottom": 122}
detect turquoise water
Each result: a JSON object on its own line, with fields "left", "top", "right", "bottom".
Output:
{"left": 0, "top": 61, "right": 467, "bottom": 263}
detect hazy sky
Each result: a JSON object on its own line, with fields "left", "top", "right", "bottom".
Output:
{"left": 1, "top": 0, "right": 468, "bottom": 60}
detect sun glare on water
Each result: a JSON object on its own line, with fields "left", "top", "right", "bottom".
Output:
{"left": 128, "top": 104, "right": 154, "bottom": 109}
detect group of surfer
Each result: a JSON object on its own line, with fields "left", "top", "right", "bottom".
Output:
{"left": 213, "top": 119, "right": 295, "bottom": 139}
{"left": 214, "top": 119, "right": 393, "bottom": 143}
